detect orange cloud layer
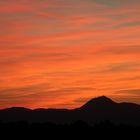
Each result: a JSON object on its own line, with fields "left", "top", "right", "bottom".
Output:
{"left": 0, "top": 0, "right": 140, "bottom": 109}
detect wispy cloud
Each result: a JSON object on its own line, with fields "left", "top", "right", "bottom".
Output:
{"left": 0, "top": 0, "right": 140, "bottom": 108}
{"left": 115, "top": 89, "right": 140, "bottom": 96}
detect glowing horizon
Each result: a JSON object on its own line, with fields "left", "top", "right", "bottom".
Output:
{"left": 0, "top": 0, "right": 140, "bottom": 109}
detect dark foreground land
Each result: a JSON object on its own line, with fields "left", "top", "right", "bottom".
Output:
{"left": 0, "top": 121, "right": 140, "bottom": 139}
{"left": 0, "top": 96, "right": 140, "bottom": 138}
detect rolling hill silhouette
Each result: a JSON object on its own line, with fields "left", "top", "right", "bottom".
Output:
{"left": 0, "top": 96, "right": 140, "bottom": 125}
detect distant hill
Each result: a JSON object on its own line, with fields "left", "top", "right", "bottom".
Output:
{"left": 0, "top": 96, "right": 140, "bottom": 125}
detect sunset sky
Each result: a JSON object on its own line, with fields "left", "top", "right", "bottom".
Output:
{"left": 0, "top": 0, "right": 140, "bottom": 109}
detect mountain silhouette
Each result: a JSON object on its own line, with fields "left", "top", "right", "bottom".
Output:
{"left": 80, "top": 96, "right": 117, "bottom": 110}
{"left": 0, "top": 96, "right": 140, "bottom": 125}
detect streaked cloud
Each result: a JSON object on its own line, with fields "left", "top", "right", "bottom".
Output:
{"left": 116, "top": 89, "right": 140, "bottom": 95}
{"left": 0, "top": 0, "right": 140, "bottom": 108}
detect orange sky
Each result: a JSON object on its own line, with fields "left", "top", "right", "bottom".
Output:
{"left": 0, "top": 0, "right": 140, "bottom": 109}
